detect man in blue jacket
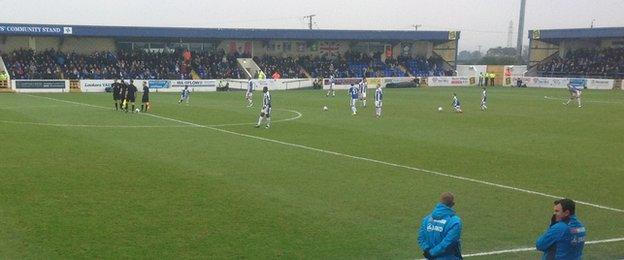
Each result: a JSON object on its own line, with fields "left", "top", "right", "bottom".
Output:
{"left": 536, "top": 198, "right": 586, "bottom": 260}
{"left": 418, "top": 192, "right": 463, "bottom": 259}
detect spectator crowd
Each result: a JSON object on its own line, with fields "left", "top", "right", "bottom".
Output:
{"left": 1, "top": 49, "right": 244, "bottom": 80}
{"left": 1, "top": 48, "right": 454, "bottom": 80}
{"left": 537, "top": 48, "right": 624, "bottom": 78}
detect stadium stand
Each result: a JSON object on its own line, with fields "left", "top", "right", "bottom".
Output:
{"left": 397, "top": 55, "right": 453, "bottom": 77}
{"left": 189, "top": 50, "right": 245, "bottom": 79}
{"left": 0, "top": 23, "right": 460, "bottom": 81}
{"left": 537, "top": 48, "right": 624, "bottom": 78}
{"left": 1, "top": 49, "right": 244, "bottom": 80}
{"left": 297, "top": 55, "right": 351, "bottom": 78}
{"left": 528, "top": 27, "right": 624, "bottom": 79}
{"left": 343, "top": 51, "right": 405, "bottom": 78}
{"left": 1, "top": 48, "right": 451, "bottom": 80}
{"left": 253, "top": 55, "right": 307, "bottom": 79}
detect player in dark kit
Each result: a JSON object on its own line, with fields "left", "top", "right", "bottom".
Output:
{"left": 126, "top": 79, "right": 138, "bottom": 113}
{"left": 119, "top": 80, "right": 128, "bottom": 112}
{"left": 141, "top": 81, "right": 150, "bottom": 112}
{"left": 112, "top": 79, "right": 121, "bottom": 110}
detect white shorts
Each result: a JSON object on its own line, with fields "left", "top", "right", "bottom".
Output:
{"left": 261, "top": 106, "right": 272, "bottom": 117}
{"left": 361, "top": 92, "right": 367, "bottom": 99}
{"left": 350, "top": 99, "right": 358, "bottom": 107}
{"left": 375, "top": 101, "right": 382, "bottom": 108}
{"left": 246, "top": 92, "right": 253, "bottom": 99}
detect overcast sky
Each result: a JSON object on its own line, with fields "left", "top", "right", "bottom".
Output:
{"left": 1, "top": 0, "right": 623, "bottom": 51}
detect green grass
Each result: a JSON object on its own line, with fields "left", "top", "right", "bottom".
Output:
{"left": 0, "top": 87, "right": 623, "bottom": 259}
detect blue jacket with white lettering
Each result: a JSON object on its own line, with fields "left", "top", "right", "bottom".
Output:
{"left": 418, "top": 203, "right": 463, "bottom": 259}
{"left": 536, "top": 215, "right": 585, "bottom": 260}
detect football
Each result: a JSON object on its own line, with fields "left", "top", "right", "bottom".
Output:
{"left": 323, "top": 106, "right": 328, "bottom": 111}
{"left": 438, "top": 107, "right": 443, "bottom": 112}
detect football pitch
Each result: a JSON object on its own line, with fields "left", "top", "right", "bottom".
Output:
{"left": 1, "top": 87, "right": 623, "bottom": 259}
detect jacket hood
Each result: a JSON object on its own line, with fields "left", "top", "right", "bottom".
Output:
{"left": 431, "top": 203, "right": 456, "bottom": 219}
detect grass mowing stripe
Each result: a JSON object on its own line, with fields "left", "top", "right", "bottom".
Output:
{"left": 544, "top": 95, "right": 624, "bottom": 104}
{"left": 25, "top": 93, "right": 624, "bottom": 214}
{"left": 0, "top": 119, "right": 194, "bottom": 128}
{"left": 22, "top": 93, "right": 302, "bottom": 127}
{"left": 455, "top": 237, "right": 624, "bottom": 258}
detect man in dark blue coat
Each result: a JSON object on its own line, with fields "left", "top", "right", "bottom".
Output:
{"left": 536, "top": 198, "right": 586, "bottom": 260}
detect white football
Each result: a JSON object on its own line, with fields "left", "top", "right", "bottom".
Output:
{"left": 323, "top": 106, "right": 328, "bottom": 111}
{"left": 135, "top": 108, "right": 140, "bottom": 113}
{"left": 438, "top": 107, "right": 443, "bottom": 111}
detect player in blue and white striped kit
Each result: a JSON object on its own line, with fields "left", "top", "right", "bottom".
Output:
{"left": 245, "top": 79, "right": 254, "bottom": 107}
{"left": 348, "top": 83, "right": 359, "bottom": 115}
{"left": 326, "top": 75, "right": 336, "bottom": 97}
{"left": 255, "top": 86, "right": 272, "bottom": 128}
{"left": 358, "top": 77, "right": 368, "bottom": 107}
{"left": 452, "top": 93, "right": 462, "bottom": 113}
{"left": 564, "top": 83, "right": 583, "bottom": 108}
{"left": 178, "top": 86, "right": 190, "bottom": 104}
{"left": 374, "top": 84, "right": 383, "bottom": 118}
{"left": 480, "top": 87, "right": 488, "bottom": 111}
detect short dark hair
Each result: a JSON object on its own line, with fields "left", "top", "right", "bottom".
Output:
{"left": 555, "top": 198, "right": 576, "bottom": 215}
{"left": 440, "top": 192, "right": 455, "bottom": 207}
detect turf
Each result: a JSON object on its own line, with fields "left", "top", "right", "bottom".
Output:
{"left": 0, "top": 87, "right": 623, "bottom": 259}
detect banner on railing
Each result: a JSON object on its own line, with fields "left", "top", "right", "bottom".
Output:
{"left": 426, "top": 77, "right": 473, "bottom": 87}
{"left": 148, "top": 80, "right": 170, "bottom": 89}
{"left": 77, "top": 80, "right": 215, "bottom": 93}
{"left": 80, "top": 80, "right": 148, "bottom": 92}
{"left": 12, "top": 80, "right": 69, "bottom": 92}
{"left": 585, "top": 78, "right": 614, "bottom": 90}
{"left": 170, "top": 80, "right": 216, "bottom": 89}
{"left": 226, "top": 79, "right": 314, "bottom": 91}
{"left": 80, "top": 80, "right": 114, "bottom": 92}
{"left": 514, "top": 77, "right": 614, "bottom": 89}
{"left": 322, "top": 77, "right": 414, "bottom": 90}
{"left": 164, "top": 80, "right": 217, "bottom": 92}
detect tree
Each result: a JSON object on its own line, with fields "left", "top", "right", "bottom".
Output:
{"left": 478, "top": 56, "right": 518, "bottom": 65}
{"left": 457, "top": 50, "right": 483, "bottom": 64}
{"left": 477, "top": 46, "right": 526, "bottom": 65}
{"left": 485, "top": 47, "right": 517, "bottom": 57}
{"left": 457, "top": 50, "right": 472, "bottom": 61}
{"left": 470, "top": 50, "right": 483, "bottom": 61}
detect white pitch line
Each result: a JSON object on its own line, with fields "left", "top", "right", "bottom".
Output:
{"left": 0, "top": 105, "right": 73, "bottom": 110}
{"left": 22, "top": 94, "right": 302, "bottom": 127}
{"left": 0, "top": 119, "right": 192, "bottom": 128}
{"left": 459, "top": 237, "right": 624, "bottom": 258}
{"left": 206, "top": 109, "right": 302, "bottom": 127}
{"left": 544, "top": 95, "right": 624, "bottom": 104}
{"left": 25, "top": 94, "right": 624, "bottom": 214}
{"left": 24, "top": 94, "right": 112, "bottom": 110}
